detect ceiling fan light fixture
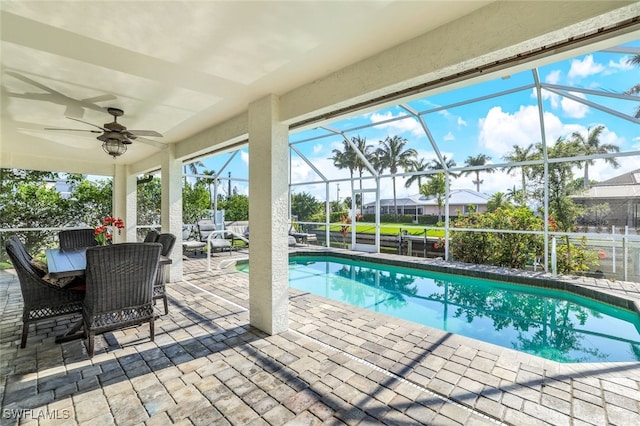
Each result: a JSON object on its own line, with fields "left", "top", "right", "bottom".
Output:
{"left": 102, "top": 138, "right": 127, "bottom": 158}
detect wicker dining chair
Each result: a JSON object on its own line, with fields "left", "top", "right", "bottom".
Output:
{"left": 144, "top": 229, "right": 160, "bottom": 243}
{"left": 5, "top": 236, "right": 84, "bottom": 348}
{"left": 82, "top": 242, "right": 162, "bottom": 357}
{"left": 153, "top": 233, "right": 176, "bottom": 314}
{"left": 59, "top": 228, "right": 97, "bottom": 250}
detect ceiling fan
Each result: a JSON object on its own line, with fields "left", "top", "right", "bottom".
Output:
{"left": 45, "top": 107, "right": 165, "bottom": 158}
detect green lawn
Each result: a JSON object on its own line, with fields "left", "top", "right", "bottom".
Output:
{"left": 315, "top": 222, "right": 445, "bottom": 238}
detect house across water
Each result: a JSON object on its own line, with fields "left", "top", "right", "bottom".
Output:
{"left": 363, "top": 189, "right": 490, "bottom": 221}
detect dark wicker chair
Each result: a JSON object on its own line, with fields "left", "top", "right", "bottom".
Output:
{"left": 59, "top": 228, "right": 97, "bottom": 250}
{"left": 153, "top": 233, "right": 176, "bottom": 314}
{"left": 82, "top": 242, "right": 162, "bottom": 357}
{"left": 144, "top": 229, "right": 160, "bottom": 243}
{"left": 4, "top": 236, "right": 84, "bottom": 348}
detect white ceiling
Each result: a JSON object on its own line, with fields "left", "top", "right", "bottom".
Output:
{"left": 1, "top": 1, "right": 637, "bottom": 173}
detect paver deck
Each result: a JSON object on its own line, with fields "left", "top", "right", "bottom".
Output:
{"left": 1, "top": 247, "right": 639, "bottom": 425}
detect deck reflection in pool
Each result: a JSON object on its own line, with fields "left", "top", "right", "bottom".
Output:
{"left": 237, "top": 255, "right": 640, "bottom": 363}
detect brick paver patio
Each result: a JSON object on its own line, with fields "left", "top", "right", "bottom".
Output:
{"left": 1, "top": 247, "right": 639, "bottom": 425}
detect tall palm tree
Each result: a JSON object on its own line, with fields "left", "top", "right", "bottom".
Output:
{"left": 183, "top": 160, "right": 205, "bottom": 184}
{"left": 202, "top": 169, "right": 217, "bottom": 209}
{"left": 464, "top": 154, "right": 493, "bottom": 193}
{"left": 404, "top": 158, "right": 428, "bottom": 191}
{"left": 625, "top": 54, "right": 640, "bottom": 118}
{"left": 503, "top": 143, "right": 536, "bottom": 204}
{"left": 329, "top": 140, "right": 357, "bottom": 181}
{"left": 351, "top": 136, "right": 374, "bottom": 212}
{"left": 571, "top": 125, "right": 620, "bottom": 189}
{"left": 428, "top": 155, "right": 460, "bottom": 177}
{"left": 375, "top": 135, "right": 417, "bottom": 220}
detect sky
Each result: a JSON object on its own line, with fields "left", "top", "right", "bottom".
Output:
{"left": 196, "top": 40, "right": 639, "bottom": 204}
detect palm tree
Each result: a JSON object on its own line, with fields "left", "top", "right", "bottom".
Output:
{"left": 464, "top": 154, "right": 493, "bottom": 193}
{"left": 183, "top": 160, "right": 205, "bottom": 184}
{"left": 625, "top": 54, "right": 640, "bottom": 118}
{"left": 329, "top": 140, "right": 357, "bottom": 181}
{"left": 351, "top": 136, "right": 374, "bottom": 212}
{"left": 487, "top": 192, "right": 512, "bottom": 212}
{"left": 375, "top": 135, "right": 417, "bottom": 220}
{"left": 404, "top": 158, "right": 428, "bottom": 191}
{"left": 571, "top": 125, "right": 620, "bottom": 189}
{"left": 503, "top": 144, "right": 536, "bottom": 204}
{"left": 202, "top": 169, "right": 217, "bottom": 209}
{"left": 428, "top": 155, "right": 460, "bottom": 177}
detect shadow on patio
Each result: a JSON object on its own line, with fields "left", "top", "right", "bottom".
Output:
{"left": 1, "top": 253, "right": 639, "bottom": 425}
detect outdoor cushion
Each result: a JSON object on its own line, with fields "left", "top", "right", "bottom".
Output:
{"left": 42, "top": 273, "right": 76, "bottom": 288}
{"left": 30, "top": 258, "right": 48, "bottom": 277}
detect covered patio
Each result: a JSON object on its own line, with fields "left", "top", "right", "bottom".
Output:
{"left": 2, "top": 250, "right": 640, "bottom": 424}
{"left": 2, "top": 2, "right": 640, "bottom": 424}
{"left": 2, "top": 1, "right": 639, "bottom": 334}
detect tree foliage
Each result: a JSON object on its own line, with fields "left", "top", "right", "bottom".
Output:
{"left": 450, "top": 207, "right": 545, "bottom": 269}
{"left": 220, "top": 194, "right": 249, "bottom": 221}
{"left": 291, "top": 192, "right": 323, "bottom": 222}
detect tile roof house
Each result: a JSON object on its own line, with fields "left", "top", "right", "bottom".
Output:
{"left": 571, "top": 169, "right": 640, "bottom": 229}
{"left": 364, "top": 189, "right": 490, "bottom": 218}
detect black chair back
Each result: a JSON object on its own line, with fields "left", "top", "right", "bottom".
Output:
{"left": 144, "top": 230, "right": 160, "bottom": 243}
{"left": 83, "top": 242, "right": 162, "bottom": 357}
{"left": 156, "top": 233, "right": 176, "bottom": 256}
{"left": 59, "top": 228, "right": 97, "bottom": 250}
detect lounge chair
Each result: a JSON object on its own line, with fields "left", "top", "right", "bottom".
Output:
{"left": 182, "top": 225, "right": 206, "bottom": 256}
{"left": 198, "top": 219, "right": 232, "bottom": 255}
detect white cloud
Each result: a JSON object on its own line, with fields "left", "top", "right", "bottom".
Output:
{"left": 312, "top": 144, "right": 324, "bottom": 155}
{"left": 478, "top": 105, "right": 546, "bottom": 154}
{"left": 443, "top": 131, "right": 455, "bottom": 142}
{"left": 608, "top": 55, "right": 634, "bottom": 72}
{"left": 560, "top": 92, "right": 589, "bottom": 118}
{"left": 545, "top": 69, "right": 562, "bottom": 84}
{"left": 568, "top": 54, "right": 604, "bottom": 79}
{"left": 538, "top": 87, "right": 560, "bottom": 109}
{"left": 369, "top": 111, "right": 424, "bottom": 137}
{"left": 457, "top": 116, "right": 467, "bottom": 127}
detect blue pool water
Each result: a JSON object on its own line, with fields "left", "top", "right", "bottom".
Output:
{"left": 239, "top": 256, "right": 640, "bottom": 363}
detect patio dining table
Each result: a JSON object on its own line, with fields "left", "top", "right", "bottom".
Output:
{"left": 45, "top": 245, "right": 172, "bottom": 343}
{"left": 45, "top": 247, "right": 172, "bottom": 278}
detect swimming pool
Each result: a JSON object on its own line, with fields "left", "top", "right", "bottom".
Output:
{"left": 238, "top": 255, "right": 640, "bottom": 363}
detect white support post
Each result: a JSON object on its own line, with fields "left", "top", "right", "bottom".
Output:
{"left": 248, "top": 94, "right": 289, "bottom": 335}
{"left": 113, "top": 164, "right": 136, "bottom": 244}
{"left": 551, "top": 236, "right": 557, "bottom": 276}
{"left": 161, "top": 146, "right": 183, "bottom": 282}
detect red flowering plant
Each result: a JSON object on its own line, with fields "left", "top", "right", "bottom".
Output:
{"left": 95, "top": 216, "right": 124, "bottom": 245}
{"left": 339, "top": 213, "right": 361, "bottom": 247}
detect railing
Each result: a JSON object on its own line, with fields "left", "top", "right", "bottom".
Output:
{"left": 4, "top": 224, "right": 639, "bottom": 283}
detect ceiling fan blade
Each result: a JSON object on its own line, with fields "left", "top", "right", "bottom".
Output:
{"left": 66, "top": 116, "right": 107, "bottom": 131}
{"left": 134, "top": 136, "right": 168, "bottom": 149}
{"left": 44, "top": 127, "right": 102, "bottom": 133}
{"left": 129, "top": 130, "right": 163, "bottom": 137}
{"left": 81, "top": 94, "right": 117, "bottom": 104}
{"left": 64, "top": 104, "right": 85, "bottom": 118}
{"left": 5, "top": 71, "right": 66, "bottom": 96}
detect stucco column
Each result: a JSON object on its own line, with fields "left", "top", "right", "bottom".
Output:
{"left": 113, "top": 164, "right": 137, "bottom": 243}
{"left": 161, "top": 145, "right": 183, "bottom": 282}
{"left": 248, "top": 94, "right": 289, "bottom": 335}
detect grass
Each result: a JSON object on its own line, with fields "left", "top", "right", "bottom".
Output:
{"left": 315, "top": 222, "right": 445, "bottom": 238}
